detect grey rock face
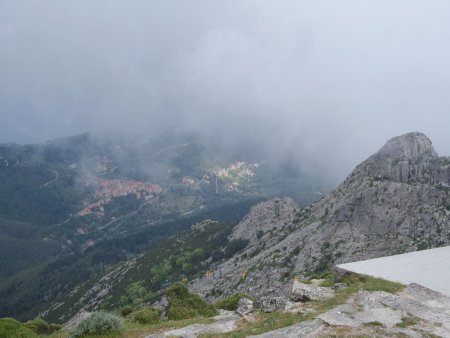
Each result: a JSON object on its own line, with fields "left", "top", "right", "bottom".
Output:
{"left": 229, "top": 197, "right": 297, "bottom": 245}
{"left": 290, "top": 281, "right": 334, "bottom": 302}
{"left": 353, "top": 132, "right": 448, "bottom": 184}
{"left": 190, "top": 132, "right": 450, "bottom": 305}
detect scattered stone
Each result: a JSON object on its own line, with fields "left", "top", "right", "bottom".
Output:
{"left": 290, "top": 281, "right": 334, "bottom": 302}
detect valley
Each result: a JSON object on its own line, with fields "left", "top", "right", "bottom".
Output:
{"left": 0, "top": 130, "right": 327, "bottom": 322}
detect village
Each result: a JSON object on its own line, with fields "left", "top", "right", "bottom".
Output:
{"left": 77, "top": 179, "right": 161, "bottom": 217}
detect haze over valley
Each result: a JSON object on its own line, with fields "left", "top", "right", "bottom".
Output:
{"left": 2, "top": 1, "right": 450, "bottom": 337}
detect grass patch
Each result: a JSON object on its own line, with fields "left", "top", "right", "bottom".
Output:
{"left": 395, "top": 315, "right": 419, "bottom": 328}
{"left": 365, "top": 321, "right": 384, "bottom": 327}
{"left": 341, "top": 273, "right": 404, "bottom": 294}
{"left": 215, "top": 293, "right": 250, "bottom": 311}
{"left": 129, "top": 307, "right": 160, "bottom": 324}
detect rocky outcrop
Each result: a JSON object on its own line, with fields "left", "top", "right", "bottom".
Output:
{"left": 290, "top": 281, "right": 334, "bottom": 302}
{"left": 189, "top": 132, "right": 450, "bottom": 302}
{"left": 229, "top": 197, "right": 297, "bottom": 246}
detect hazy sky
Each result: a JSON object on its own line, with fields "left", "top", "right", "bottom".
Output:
{"left": 1, "top": 1, "right": 450, "bottom": 181}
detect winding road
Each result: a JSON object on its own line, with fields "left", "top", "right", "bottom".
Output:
{"left": 43, "top": 169, "right": 59, "bottom": 187}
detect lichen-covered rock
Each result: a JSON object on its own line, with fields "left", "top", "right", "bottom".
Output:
{"left": 290, "top": 281, "right": 334, "bottom": 302}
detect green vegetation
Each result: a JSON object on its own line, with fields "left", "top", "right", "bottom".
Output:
{"left": 129, "top": 307, "right": 160, "bottom": 324}
{"left": 119, "top": 306, "right": 132, "bottom": 317}
{"left": 215, "top": 293, "right": 250, "bottom": 311}
{"left": 395, "top": 315, "right": 419, "bottom": 328}
{"left": 166, "top": 283, "right": 217, "bottom": 320}
{"left": 71, "top": 312, "right": 123, "bottom": 337}
{"left": 24, "top": 318, "right": 61, "bottom": 335}
{"left": 340, "top": 273, "right": 404, "bottom": 294}
{"left": 0, "top": 317, "right": 35, "bottom": 338}
{"left": 0, "top": 317, "right": 61, "bottom": 338}
{"left": 99, "top": 220, "right": 237, "bottom": 313}
{"left": 365, "top": 321, "right": 384, "bottom": 327}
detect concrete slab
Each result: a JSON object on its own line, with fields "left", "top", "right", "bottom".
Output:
{"left": 337, "top": 246, "right": 450, "bottom": 296}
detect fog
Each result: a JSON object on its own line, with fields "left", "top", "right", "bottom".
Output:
{"left": 1, "top": 0, "right": 450, "bottom": 182}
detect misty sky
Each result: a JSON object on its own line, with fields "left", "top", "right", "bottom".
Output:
{"left": 1, "top": 1, "right": 450, "bottom": 181}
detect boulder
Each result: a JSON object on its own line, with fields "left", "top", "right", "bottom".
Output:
{"left": 236, "top": 298, "right": 254, "bottom": 316}
{"left": 290, "top": 281, "right": 334, "bottom": 302}
{"left": 254, "top": 297, "right": 288, "bottom": 313}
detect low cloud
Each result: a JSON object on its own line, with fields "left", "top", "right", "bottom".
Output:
{"left": 1, "top": 0, "right": 450, "bottom": 182}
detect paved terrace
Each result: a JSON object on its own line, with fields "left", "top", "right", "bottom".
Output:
{"left": 337, "top": 245, "right": 450, "bottom": 297}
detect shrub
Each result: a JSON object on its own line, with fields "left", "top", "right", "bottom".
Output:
{"left": 166, "top": 283, "right": 217, "bottom": 320}
{"left": 215, "top": 293, "right": 249, "bottom": 311}
{"left": 0, "top": 318, "right": 35, "bottom": 338}
{"left": 120, "top": 306, "right": 133, "bottom": 317}
{"left": 49, "top": 323, "right": 62, "bottom": 332}
{"left": 130, "top": 307, "right": 160, "bottom": 324}
{"left": 71, "top": 312, "right": 123, "bottom": 337}
{"left": 24, "top": 318, "right": 50, "bottom": 334}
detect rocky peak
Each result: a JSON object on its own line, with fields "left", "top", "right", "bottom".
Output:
{"left": 352, "top": 132, "right": 442, "bottom": 183}
{"left": 377, "top": 132, "right": 437, "bottom": 160}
